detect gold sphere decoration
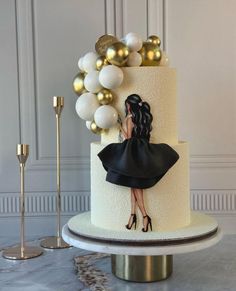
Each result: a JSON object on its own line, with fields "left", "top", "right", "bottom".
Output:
{"left": 106, "top": 42, "right": 129, "bottom": 66}
{"left": 147, "top": 35, "right": 161, "bottom": 47}
{"left": 139, "top": 42, "right": 162, "bottom": 66}
{"left": 72, "top": 72, "right": 86, "bottom": 96}
{"left": 96, "top": 56, "right": 109, "bottom": 71}
{"left": 97, "top": 89, "right": 114, "bottom": 105}
{"left": 90, "top": 121, "right": 103, "bottom": 134}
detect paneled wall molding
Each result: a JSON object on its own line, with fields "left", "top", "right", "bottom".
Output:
{"left": 147, "top": 0, "right": 164, "bottom": 47}
{"left": 24, "top": 156, "right": 90, "bottom": 171}
{"left": 164, "top": 0, "right": 236, "bottom": 170}
{"left": 15, "top": 0, "right": 92, "bottom": 171}
{"left": 114, "top": 0, "right": 124, "bottom": 38}
{"left": 191, "top": 190, "right": 236, "bottom": 213}
{"left": 1, "top": 190, "right": 236, "bottom": 235}
{"left": 16, "top": 0, "right": 233, "bottom": 172}
{"left": 163, "top": 0, "right": 168, "bottom": 52}
{"left": 1, "top": 190, "right": 236, "bottom": 216}
{"left": 16, "top": 0, "right": 36, "bottom": 160}
{"left": 0, "top": 191, "right": 90, "bottom": 216}
{"left": 105, "top": 0, "right": 116, "bottom": 34}
{"left": 190, "top": 154, "right": 236, "bottom": 169}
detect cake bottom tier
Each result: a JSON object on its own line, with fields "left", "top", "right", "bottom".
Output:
{"left": 91, "top": 141, "right": 190, "bottom": 232}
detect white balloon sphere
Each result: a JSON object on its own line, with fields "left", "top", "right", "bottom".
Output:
{"left": 84, "top": 70, "right": 102, "bottom": 93}
{"left": 99, "top": 65, "right": 124, "bottom": 89}
{"left": 159, "top": 51, "right": 170, "bottom": 67}
{"left": 126, "top": 35, "right": 143, "bottom": 51}
{"left": 75, "top": 93, "right": 99, "bottom": 121}
{"left": 86, "top": 120, "right": 92, "bottom": 130}
{"left": 78, "top": 57, "right": 84, "bottom": 71}
{"left": 94, "top": 105, "right": 118, "bottom": 129}
{"left": 82, "top": 52, "right": 98, "bottom": 73}
{"left": 125, "top": 32, "right": 138, "bottom": 40}
{"left": 127, "top": 52, "right": 142, "bottom": 67}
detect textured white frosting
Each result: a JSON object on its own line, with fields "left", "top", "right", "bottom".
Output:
{"left": 91, "top": 141, "right": 190, "bottom": 232}
{"left": 101, "top": 67, "right": 178, "bottom": 145}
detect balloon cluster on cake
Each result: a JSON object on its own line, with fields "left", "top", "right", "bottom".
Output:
{"left": 73, "top": 33, "right": 169, "bottom": 134}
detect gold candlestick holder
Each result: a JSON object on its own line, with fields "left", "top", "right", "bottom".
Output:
{"left": 2, "top": 144, "right": 43, "bottom": 260}
{"left": 40, "top": 97, "right": 70, "bottom": 249}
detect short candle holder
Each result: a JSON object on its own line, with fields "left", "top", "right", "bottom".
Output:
{"left": 40, "top": 97, "right": 70, "bottom": 249}
{"left": 2, "top": 144, "right": 43, "bottom": 260}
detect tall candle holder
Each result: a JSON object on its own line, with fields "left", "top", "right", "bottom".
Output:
{"left": 2, "top": 144, "right": 43, "bottom": 260}
{"left": 40, "top": 97, "right": 70, "bottom": 249}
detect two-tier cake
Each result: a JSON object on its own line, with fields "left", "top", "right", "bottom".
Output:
{"left": 68, "top": 33, "right": 218, "bottom": 244}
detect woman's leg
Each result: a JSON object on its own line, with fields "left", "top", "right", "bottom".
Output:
{"left": 134, "top": 188, "right": 152, "bottom": 231}
{"left": 131, "top": 188, "right": 136, "bottom": 214}
{"left": 126, "top": 189, "right": 137, "bottom": 229}
{"left": 133, "top": 188, "right": 147, "bottom": 216}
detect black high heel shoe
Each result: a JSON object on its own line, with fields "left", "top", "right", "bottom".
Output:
{"left": 126, "top": 214, "right": 137, "bottom": 230}
{"left": 142, "top": 215, "right": 152, "bottom": 232}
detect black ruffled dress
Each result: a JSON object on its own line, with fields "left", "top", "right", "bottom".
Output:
{"left": 98, "top": 137, "right": 179, "bottom": 189}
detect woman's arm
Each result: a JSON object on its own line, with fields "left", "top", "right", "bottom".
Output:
{"left": 119, "top": 115, "right": 133, "bottom": 139}
{"left": 126, "top": 116, "right": 134, "bottom": 138}
{"left": 120, "top": 126, "right": 128, "bottom": 139}
{"left": 118, "top": 115, "right": 128, "bottom": 139}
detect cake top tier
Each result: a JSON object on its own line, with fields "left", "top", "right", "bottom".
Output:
{"left": 101, "top": 66, "right": 178, "bottom": 145}
{"left": 73, "top": 33, "right": 171, "bottom": 135}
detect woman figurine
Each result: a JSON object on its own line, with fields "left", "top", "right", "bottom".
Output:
{"left": 98, "top": 94, "right": 179, "bottom": 232}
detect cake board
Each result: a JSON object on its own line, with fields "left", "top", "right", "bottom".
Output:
{"left": 62, "top": 211, "right": 222, "bottom": 282}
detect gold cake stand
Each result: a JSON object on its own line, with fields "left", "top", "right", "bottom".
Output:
{"left": 62, "top": 212, "right": 222, "bottom": 282}
{"left": 111, "top": 254, "right": 173, "bottom": 282}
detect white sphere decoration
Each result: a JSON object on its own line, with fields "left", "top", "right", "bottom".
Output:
{"left": 94, "top": 105, "right": 118, "bottom": 129}
{"left": 75, "top": 93, "right": 99, "bottom": 121}
{"left": 86, "top": 120, "right": 92, "bottom": 130}
{"left": 159, "top": 51, "right": 170, "bottom": 67}
{"left": 84, "top": 70, "right": 102, "bottom": 93}
{"left": 125, "top": 35, "right": 143, "bottom": 51}
{"left": 82, "top": 52, "right": 98, "bottom": 73}
{"left": 125, "top": 32, "right": 138, "bottom": 40}
{"left": 127, "top": 52, "right": 142, "bottom": 67}
{"left": 78, "top": 57, "right": 84, "bottom": 71}
{"left": 99, "top": 65, "right": 124, "bottom": 89}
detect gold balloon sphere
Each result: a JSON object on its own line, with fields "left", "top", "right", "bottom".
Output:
{"left": 139, "top": 42, "right": 162, "bottom": 66}
{"left": 90, "top": 121, "right": 103, "bottom": 134}
{"left": 106, "top": 42, "right": 129, "bottom": 66}
{"left": 96, "top": 56, "right": 109, "bottom": 71}
{"left": 147, "top": 35, "right": 161, "bottom": 47}
{"left": 97, "top": 89, "right": 113, "bottom": 105}
{"left": 72, "top": 72, "right": 86, "bottom": 95}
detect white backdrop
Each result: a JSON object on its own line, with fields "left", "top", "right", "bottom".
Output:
{"left": 0, "top": 0, "right": 235, "bottom": 235}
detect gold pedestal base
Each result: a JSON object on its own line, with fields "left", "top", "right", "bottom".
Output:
{"left": 2, "top": 246, "right": 43, "bottom": 260}
{"left": 111, "top": 255, "right": 173, "bottom": 282}
{"left": 40, "top": 236, "right": 71, "bottom": 249}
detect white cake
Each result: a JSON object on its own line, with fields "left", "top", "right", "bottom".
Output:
{"left": 90, "top": 67, "right": 191, "bottom": 232}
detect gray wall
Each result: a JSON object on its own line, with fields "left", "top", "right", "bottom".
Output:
{"left": 0, "top": 0, "right": 236, "bottom": 236}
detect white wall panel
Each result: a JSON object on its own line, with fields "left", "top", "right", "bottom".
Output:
{"left": 166, "top": 0, "right": 236, "bottom": 159}
{"left": 122, "top": 0, "right": 148, "bottom": 38}
{"left": 16, "top": 0, "right": 105, "bottom": 193}
{"left": 0, "top": 0, "right": 20, "bottom": 193}
{"left": 165, "top": 0, "right": 236, "bottom": 232}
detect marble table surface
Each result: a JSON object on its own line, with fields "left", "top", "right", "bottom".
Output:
{"left": 0, "top": 234, "right": 236, "bottom": 291}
